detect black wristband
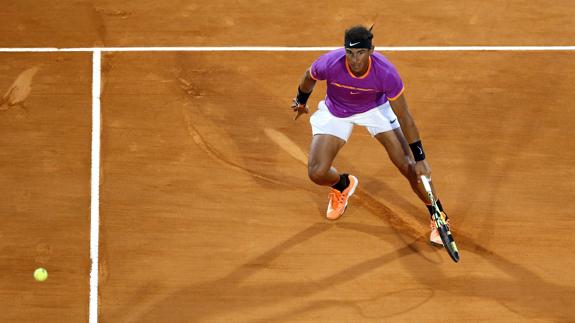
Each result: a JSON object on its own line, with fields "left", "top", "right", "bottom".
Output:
{"left": 409, "top": 140, "right": 426, "bottom": 161}
{"left": 296, "top": 87, "right": 311, "bottom": 106}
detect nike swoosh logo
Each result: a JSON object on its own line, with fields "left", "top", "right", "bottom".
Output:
{"left": 418, "top": 147, "right": 423, "bottom": 154}
{"left": 350, "top": 91, "right": 360, "bottom": 94}
{"left": 349, "top": 42, "right": 360, "bottom": 47}
{"left": 390, "top": 119, "right": 397, "bottom": 124}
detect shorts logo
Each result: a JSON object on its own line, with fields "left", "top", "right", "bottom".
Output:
{"left": 390, "top": 119, "right": 397, "bottom": 124}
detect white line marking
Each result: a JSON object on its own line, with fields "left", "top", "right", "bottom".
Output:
{"left": 90, "top": 49, "right": 101, "bottom": 323}
{"left": 0, "top": 46, "right": 574, "bottom": 52}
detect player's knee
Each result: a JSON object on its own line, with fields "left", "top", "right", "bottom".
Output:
{"left": 308, "top": 164, "right": 330, "bottom": 185}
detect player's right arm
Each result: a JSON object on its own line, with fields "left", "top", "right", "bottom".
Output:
{"left": 291, "top": 68, "right": 317, "bottom": 120}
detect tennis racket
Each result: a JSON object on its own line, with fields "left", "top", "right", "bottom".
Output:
{"left": 421, "top": 176, "right": 460, "bottom": 263}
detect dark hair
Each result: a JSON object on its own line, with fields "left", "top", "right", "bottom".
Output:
{"left": 344, "top": 25, "right": 374, "bottom": 49}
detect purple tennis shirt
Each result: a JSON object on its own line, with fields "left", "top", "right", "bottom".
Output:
{"left": 310, "top": 48, "right": 404, "bottom": 118}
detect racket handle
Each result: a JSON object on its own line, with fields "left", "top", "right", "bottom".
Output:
{"left": 420, "top": 175, "right": 432, "bottom": 193}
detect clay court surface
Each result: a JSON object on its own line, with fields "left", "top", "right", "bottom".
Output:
{"left": 1, "top": 1, "right": 575, "bottom": 322}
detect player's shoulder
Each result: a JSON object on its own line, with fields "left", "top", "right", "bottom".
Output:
{"left": 310, "top": 48, "right": 345, "bottom": 80}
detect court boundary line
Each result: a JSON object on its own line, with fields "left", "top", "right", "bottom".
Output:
{"left": 0, "top": 46, "right": 575, "bottom": 52}
{"left": 2, "top": 44, "right": 573, "bottom": 323}
{"left": 90, "top": 50, "right": 101, "bottom": 323}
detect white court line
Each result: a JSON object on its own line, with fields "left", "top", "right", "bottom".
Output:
{"left": 90, "top": 49, "right": 101, "bottom": 323}
{"left": 0, "top": 46, "right": 574, "bottom": 52}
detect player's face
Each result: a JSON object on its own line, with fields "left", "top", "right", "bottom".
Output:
{"left": 345, "top": 48, "right": 373, "bottom": 74}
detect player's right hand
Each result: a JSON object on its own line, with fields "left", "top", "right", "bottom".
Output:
{"left": 291, "top": 98, "right": 309, "bottom": 120}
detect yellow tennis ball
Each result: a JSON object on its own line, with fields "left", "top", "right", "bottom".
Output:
{"left": 33, "top": 268, "right": 48, "bottom": 282}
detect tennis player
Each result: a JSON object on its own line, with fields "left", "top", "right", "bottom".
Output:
{"left": 291, "top": 25, "right": 450, "bottom": 245}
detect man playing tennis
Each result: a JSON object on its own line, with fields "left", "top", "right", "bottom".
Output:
{"left": 291, "top": 25, "right": 450, "bottom": 245}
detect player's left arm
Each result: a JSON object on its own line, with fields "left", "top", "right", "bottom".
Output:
{"left": 389, "top": 92, "right": 431, "bottom": 179}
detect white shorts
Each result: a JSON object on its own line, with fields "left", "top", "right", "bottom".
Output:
{"left": 310, "top": 100, "right": 400, "bottom": 141}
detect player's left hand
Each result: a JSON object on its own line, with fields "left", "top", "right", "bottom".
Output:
{"left": 414, "top": 160, "right": 431, "bottom": 183}
{"left": 291, "top": 98, "right": 309, "bottom": 120}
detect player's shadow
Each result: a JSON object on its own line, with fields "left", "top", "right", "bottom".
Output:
{"left": 118, "top": 176, "right": 575, "bottom": 322}
{"left": 122, "top": 222, "right": 421, "bottom": 322}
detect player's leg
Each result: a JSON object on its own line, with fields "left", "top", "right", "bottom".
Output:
{"left": 374, "top": 129, "right": 449, "bottom": 245}
{"left": 307, "top": 134, "right": 345, "bottom": 186}
{"left": 308, "top": 101, "right": 359, "bottom": 220}
{"left": 374, "top": 128, "right": 429, "bottom": 203}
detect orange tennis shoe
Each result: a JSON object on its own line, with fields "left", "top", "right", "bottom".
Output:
{"left": 326, "top": 175, "right": 359, "bottom": 220}
{"left": 430, "top": 211, "right": 450, "bottom": 246}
